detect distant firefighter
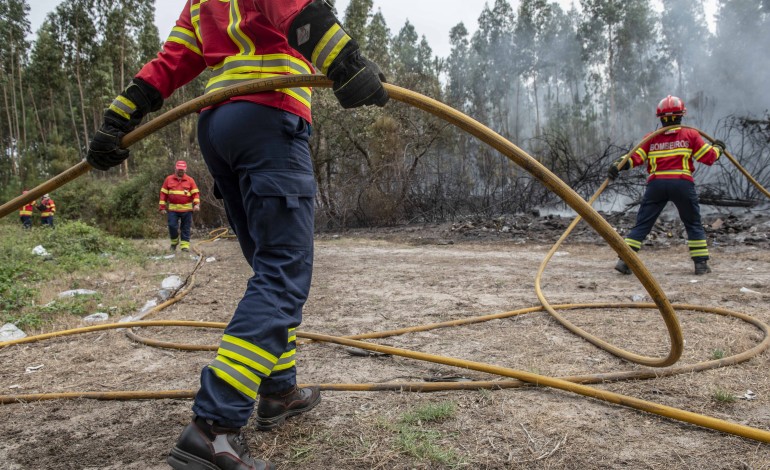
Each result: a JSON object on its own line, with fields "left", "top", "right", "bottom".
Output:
{"left": 38, "top": 194, "right": 56, "bottom": 228}
{"left": 608, "top": 95, "right": 726, "bottom": 276}
{"left": 19, "top": 190, "right": 35, "bottom": 229}
{"left": 159, "top": 160, "right": 200, "bottom": 251}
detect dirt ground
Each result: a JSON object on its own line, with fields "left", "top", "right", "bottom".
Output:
{"left": 2, "top": 210, "right": 770, "bottom": 469}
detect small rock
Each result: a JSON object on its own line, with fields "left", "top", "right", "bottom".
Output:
{"left": 32, "top": 245, "right": 49, "bottom": 256}
{"left": 58, "top": 289, "right": 98, "bottom": 298}
{"left": 161, "top": 275, "right": 184, "bottom": 290}
{"left": 83, "top": 312, "right": 109, "bottom": 322}
{"left": 0, "top": 323, "right": 27, "bottom": 341}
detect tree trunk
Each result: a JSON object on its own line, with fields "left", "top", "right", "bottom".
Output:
{"left": 27, "top": 85, "right": 47, "bottom": 148}
{"left": 2, "top": 85, "right": 19, "bottom": 178}
{"left": 67, "top": 86, "right": 83, "bottom": 157}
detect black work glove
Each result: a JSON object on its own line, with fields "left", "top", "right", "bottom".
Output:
{"left": 86, "top": 78, "right": 162, "bottom": 171}
{"left": 327, "top": 50, "right": 389, "bottom": 109}
{"left": 288, "top": 0, "right": 388, "bottom": 109}
{"left": 86, "top": 119, "right": 131, "bottom": 171}
{"left": 712, "top": 139, "right": 726, "bottom": 153}
{"left": 608, "top": 157, "right": 631, "bottom": 180}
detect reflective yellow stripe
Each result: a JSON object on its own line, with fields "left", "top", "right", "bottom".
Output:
{"left": 624, "top": 238, "right": 642, "bottom": 250}
{"left": 218, "top": 334, "right": 277, "bottom": 376}
{"left": 688, "top": 240, "right": 708, "bottom": 247}
{"left": 209, "top": 54, "right": 312, "bottom": 78}
{"left": 168, "top": 203, "right": 194, "bottom": 211}
{"left": 160, "top": 188, "right": 169, "bottom": 194}
{"left": 225, "top": 0, "right": 254, "bottom": 54}
{"left": 312, "top": 23, "right": 351, "bottom": 74}
{"left": 168, "top": 190, "right": 191, "bottom": 195}
{"left": 209, "top": 355, "right": 262, "bottom": 399}
{"left": 693, "top": 143, "right": 712, "bottom": 161}
{"left": 288, "top": 327, "right": 296, "bottom": 343}
{"left": 190, "top": 1, "right": 202, "bottom": 45}
{"left": 159, "top": 201, "right": 167, "bottom": 206}
{"left": 204, "top": 54, "right": 313, "bottom": 109}
{"left": 273, "top": 350, "right": 296, "bottom": 372}
{"left": 109, "top": 95, "right": 136, "bottom": 120}
{"left": 191, "top": 188, "right": 200, "bottom": 194}
{"left": 168, "top": 26, "right": 202, "bottom": 56}
{"left": 689, "top": 249, "right": 709, "bottom": 258}
{"left": 653, "top": 170, "right": 691, "bottom": 176}
{"left": 20, "top": 210, "right": 33, "bottom": 216}
{"left": 635, "top": 148, "right": 647, "bottom": 164}
{"left": 205, "top": 74, "right": 312, "bottom": 108}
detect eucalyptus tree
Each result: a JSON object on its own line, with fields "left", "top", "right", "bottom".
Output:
{"left": 0, "top": 0, "right": 30, "bottom": 183}
{"left": 709, "top": 0, "right": 770, "bottom": 117}
{"left": 365, "top": 11, "right": 391, "bottom": 73}
{"left": 25, "top": 22, "right": 70, "bottom": 173}
{"left": 49, "top": 0, "right": 98, "bottom": 156}
{"left": 659, "top": 0, "right": 710, "bottom": 102}
{"left": 578, "top": 0, "right": 661, "bottom": 138}
{"left": 342, "top": 0, "right": 373, "bottom": 52}
{"left": 466, "top": 0, "right": 518, "bottom": 213}
{"left": 515, "top": 0, "right": 555, "bottom": 137}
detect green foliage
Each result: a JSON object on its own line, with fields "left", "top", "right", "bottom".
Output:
{"left": 31, "top": 293, "right": 102, "bottom": 318}
{"left": 711, "top": 348, "right": 726, "bottom": 360}
{"left": 378, "top": 401, "right": 462, "bottom": 466}
{"left": 0, "top": 221, "right": 147, "bottom": 327}
{"left": 399, "top": 401, "right": 457, "bottom": 425}
{"left": 712, "top": 388, "right": 736, "bottom": 403}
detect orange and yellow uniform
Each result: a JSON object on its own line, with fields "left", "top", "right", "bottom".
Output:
{"left": 159, "top": 174, "right": 200, "bottom": 212}
{"left": 19, "top": 200, "right": 35, "bottom": 217}
{"left": 39, "top": 197, "right": 56, "bottom": 218}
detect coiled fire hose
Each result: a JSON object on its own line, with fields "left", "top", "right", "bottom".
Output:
{"left": 1, "top": 76, "right": 769, "bottom": 443}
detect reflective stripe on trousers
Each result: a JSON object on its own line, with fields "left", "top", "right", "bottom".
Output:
{"left": 625, "top": 178, "right": 709, "bottom": 261}
{"left": 193, "top": 101, "right": 315, "bottom": 428}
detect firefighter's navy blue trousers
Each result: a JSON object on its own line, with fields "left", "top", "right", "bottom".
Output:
{"left": 193, "top": 102, "right": 315, "bottom": 428}
{"left": 167, "top": 211, "right": 192, "bottom": 246}
{"left": 626, "top": 178, "right": 709, "bottom": 261}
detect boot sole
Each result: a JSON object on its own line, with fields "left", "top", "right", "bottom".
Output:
{"left": 168, "top": 446, "right": 276, "bottom": 470}
{"left": 255, "top": 392, "right": 322, "bottom": 431}
{"left": 168, "top": 447, "right": 219, "bottom": 470}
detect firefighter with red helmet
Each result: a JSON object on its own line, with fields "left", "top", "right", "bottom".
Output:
{"left": 18, "top": 190, "right": 35, "bottom": 229}
{"left": 608, "top": 95, "right": 727, "bottom": 275}
{"left": 159, "top": 160, "right": 200, "bottom": 252}
{"left": 85, "top": 1, "right": 388, "bottom": 468}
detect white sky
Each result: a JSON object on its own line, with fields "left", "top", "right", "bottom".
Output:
{"left": 28, "top": 0, "right": 717, "bottom": 59}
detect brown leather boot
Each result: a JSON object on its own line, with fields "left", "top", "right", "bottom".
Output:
{"left": 168, "top": 416, "right": 274, "bottom": 470}
{"left": 256, "top": 385, "right": 321, "bottom": 431}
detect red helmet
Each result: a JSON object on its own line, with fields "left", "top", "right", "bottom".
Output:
{"left": 656, "top": 95, "right": 686, "bottom": 117}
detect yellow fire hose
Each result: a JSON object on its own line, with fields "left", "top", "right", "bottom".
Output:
{"left": 1, "top": 76, "right": 770, "bottom": 444}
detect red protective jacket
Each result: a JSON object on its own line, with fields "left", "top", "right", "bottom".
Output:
{"left": 19, "top": 200, "right": 35, "bottom": 217}
{"left": 160, "top": 174, "right": 201, "bottom": 212}
{"left": 136, "top": 0, "right": 315, "bottom": 124}
{"left": 628, "top": 127, "right": 722, "bottom": 183}
{"left": 39, "top": 197, "right": 56, "bottom": 217}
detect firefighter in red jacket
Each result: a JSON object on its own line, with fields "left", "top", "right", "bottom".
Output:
{"left": 38, "top": 194, "right": 56, "bottom": 228}
{"left": 608, "top": 95, "right": 726, "bottom": 276}
{"left": 85, "top": 1, "right": 388, "bottom": 468}
{"left": 160, "top": 160, "right": 200, "bottom": 252}
{"left": 18, "top": 190, "right": 35, "bottom": 229}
